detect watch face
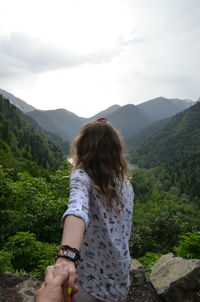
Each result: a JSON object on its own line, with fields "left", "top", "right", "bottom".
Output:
{"left": 67, "top": 250, "right": 76, "bottom": 259}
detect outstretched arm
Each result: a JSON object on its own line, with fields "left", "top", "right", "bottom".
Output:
{"left": 56, "top": 169, "right": 91, "bottom": 300}
{"left": 56, "top": 215, "right": 85, "bottom": 301}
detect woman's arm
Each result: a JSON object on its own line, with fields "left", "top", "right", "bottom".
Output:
{"left": 56, "top": 169, "right": 91, "bottom": 300}
{"left": 56, "top": 214, "right": 85, "bottom": 300}
{"left": 61, "top": 214, "right": 85, "bottom": 250}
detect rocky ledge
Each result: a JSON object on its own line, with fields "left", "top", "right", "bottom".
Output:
{"left": 1, "top": 253, "right": 200, "bottom": 302}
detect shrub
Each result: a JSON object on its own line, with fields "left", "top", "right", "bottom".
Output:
{"left": 137, "top": 252, "right": 162, "bottom": 274}
{"left": 5, "top": 232, "right": 57, "bottom": 274}
{"left": 0, "top": 250, "right": 13, "bottom": 273}
{"left": 129, "top": 226, "right": 157, "bottom": 258}
{"left": 149, "top": 212, "right": 183, "bottom": 253}
{"left": 130, "top": 211, "right": 186, "bottom": 258}
{"left": 174, "top": 231, "right": 200, "bottom": 259}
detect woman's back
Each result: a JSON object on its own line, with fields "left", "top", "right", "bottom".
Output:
{"left": 64, "top": 168, "right": 134, "bottom": 302}
{"left": 59, "top": 119, "right": 134, "bottom": 302}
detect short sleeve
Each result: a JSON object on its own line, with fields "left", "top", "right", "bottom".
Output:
{"left": 62, "top": 169, "right": 91, "bottom": 228}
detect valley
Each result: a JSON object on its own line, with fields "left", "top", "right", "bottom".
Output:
{"left": 0, "top": 88, "right": 200, "bottom": 280}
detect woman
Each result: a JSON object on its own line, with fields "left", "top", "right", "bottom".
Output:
{"left": 56, "top": 118, "right": 134, "bottom": 302}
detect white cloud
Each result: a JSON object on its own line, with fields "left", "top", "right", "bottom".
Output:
{"left": 0, "top": 30, "right": 143, "bottom": 78}
{"left": 0, "top": 0, "right": 200, "bottom": 116}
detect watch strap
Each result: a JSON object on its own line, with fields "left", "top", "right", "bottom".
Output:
{"left": 56, "top": 245, "right": 81, "bottom": 266}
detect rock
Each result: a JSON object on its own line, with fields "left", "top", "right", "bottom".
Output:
{"left": 127, "top": 260, "right": 161, "bottom": 302}
{"left": 15, "top": 279, "right": 42, "bottom": 302}
{"left": 150, "top": 253, "right": 200, "bottom": 302}
{"left": 0, "top": 273, "right": 41, "bottom": 302}
{"left": 2, "top": 254, "right": 200, "bottom": 302}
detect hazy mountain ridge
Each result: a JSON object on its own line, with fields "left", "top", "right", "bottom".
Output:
{"left": 0, "top": 88, "right": 36, "bottom": 113}
{"left": 85, "top": 104, "right": 121, "bottom": 121}
{"left": 27, "top": 108, "right": 83, "bottom": 142}
{"left": 26, "top": 98, "right": 194, "bottom": 142}
{"left": 137, "top": 96, "right": 194, "bottom": 121}
{"left": 1, "top": 88, "right": 196, "bottom": 143}
{"left": 106, "top": 104, "right": 151, "bottom": 138}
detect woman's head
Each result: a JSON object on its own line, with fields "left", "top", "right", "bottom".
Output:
{"left": 71, "top": 118, "right": 127, "bottom": 210}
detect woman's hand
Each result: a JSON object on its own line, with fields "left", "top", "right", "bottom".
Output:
{"left": 34, "top": 262, "right": 79, "bottom": 302}
{"left": 55, "top": 257, "right": 78, "bottom": 302}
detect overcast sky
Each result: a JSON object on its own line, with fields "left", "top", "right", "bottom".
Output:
{"left": 0, "top": 0, "right": 200, "bottom": 117}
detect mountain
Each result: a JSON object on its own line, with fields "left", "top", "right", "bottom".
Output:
{"left": 130, "top": 101, "right": 200, "bottom": 197}
{"left": 137, "top": 97, "right": 194, "bottom": 121}
{"left": 86, "top": 104, "right": 121, "bottom": 121}
{"left": 1, "top": 88, "right": 195, "bottom": 143}
{"left": 0, "top": 88, "right": 35, "bottom": 112}
{"left": 27, "top": 99, "right": 194, "bottom": 142}
{"left": 126, "top": 118, "right": 169, "bottom": 150}
{"left": 27, "top": 108, "right": 83, "bottom": 142}
{"left": 0, "top": 95, "right": 63, "bottom": 175}
{"left": 126, "top": 97, "right": 195, "bottom": 150}
{"left": 25, "top": 115, "right": 70, "bottom": 155}
{"left": 107, "top": 104, "right": 151, "bottom": 138}
{"left": 27, "top": 105, "right": 122, "bottom": 142}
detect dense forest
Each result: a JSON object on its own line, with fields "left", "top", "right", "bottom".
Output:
{"left": 0, "top": 95, "right": 65, "bottom": 176}
{"left": 0, "top": 96, "right": 200, "bottom": 276}
{"left": 130, "top": 102, "right": 200, "bottom": 198}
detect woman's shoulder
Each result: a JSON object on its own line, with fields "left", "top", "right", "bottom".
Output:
{"left": 70, "top": 168, "right": 91, "bottom": 186}
{"left": 122, "top": 177, "right": 134, "bottom": 193}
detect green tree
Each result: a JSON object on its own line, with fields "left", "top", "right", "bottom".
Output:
{"left": 174, "top": 231, "right": 200, "bottom": 259}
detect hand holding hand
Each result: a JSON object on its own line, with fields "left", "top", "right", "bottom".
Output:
{"left": 34, "top": 262, "right": 79, "bottom": 302}
{"left": 56, "top": 257, "right": 78, "bottom": 302}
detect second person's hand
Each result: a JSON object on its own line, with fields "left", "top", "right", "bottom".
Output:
{"left": 56, "top": 257, "right": 78, "bottom": 302}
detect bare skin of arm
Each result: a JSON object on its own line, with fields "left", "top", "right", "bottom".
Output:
{"left": 56, "top": 215, "right": 86, "bottom": 301}
{"left": 61, "top": 215, "right": 85, "bottom": 249}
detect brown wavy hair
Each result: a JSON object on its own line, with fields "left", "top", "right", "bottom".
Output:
{"left": 71, "top": 119, "right": 127, "bottom": 211}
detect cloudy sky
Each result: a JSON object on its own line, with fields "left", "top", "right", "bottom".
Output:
{"left": 0, "top": 0, "right": 200, "bottom": 117}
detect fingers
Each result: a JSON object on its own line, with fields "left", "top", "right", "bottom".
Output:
{"left": 55, "top": 261, "right": 77, "bottom": 299}
{"left": 70, "top": 284, "right": 80, "bottom": 302}
{"left": 68, "top": 266, "right": 77, "bottom": 290}
{"left": 44, "top": 266, "right": 54, "bottom": 285}
{"left": 61, "top": 274, "right": 79, "bottom": 302}
{"left": 72, "top": 283, "right": 79, "bottom": 295}
{"left": 42, "top": 262, "right": 79, "bottom": 302}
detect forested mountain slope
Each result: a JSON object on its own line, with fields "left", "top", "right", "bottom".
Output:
{"left": 27, "top": 108, "right": 83, "bottom": 142}
{"left": 0, "top": 95, "right": 63, "bottom": 175}
{"left": 25, "top": 115, "right": 70, "bottom": 155}
{"left": 107, "top": 104, "right": 151, "bottom": 138}
{"left": 131, "top": 102, "right": 200, "bottom": 197}
{"left": 126, "top": 118, "right": 169, "bottom": 150}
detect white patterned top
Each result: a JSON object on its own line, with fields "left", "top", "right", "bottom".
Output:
{"left": 62, "top": 169, "right": 134, "bottom": 302}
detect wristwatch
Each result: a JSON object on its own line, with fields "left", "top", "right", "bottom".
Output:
{"left": 56, "top": 245, "right": 81, "bottom": 266}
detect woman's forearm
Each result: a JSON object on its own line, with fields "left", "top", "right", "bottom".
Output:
{"left": 61, "top": 214, "right": 85, "bottom": 250}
